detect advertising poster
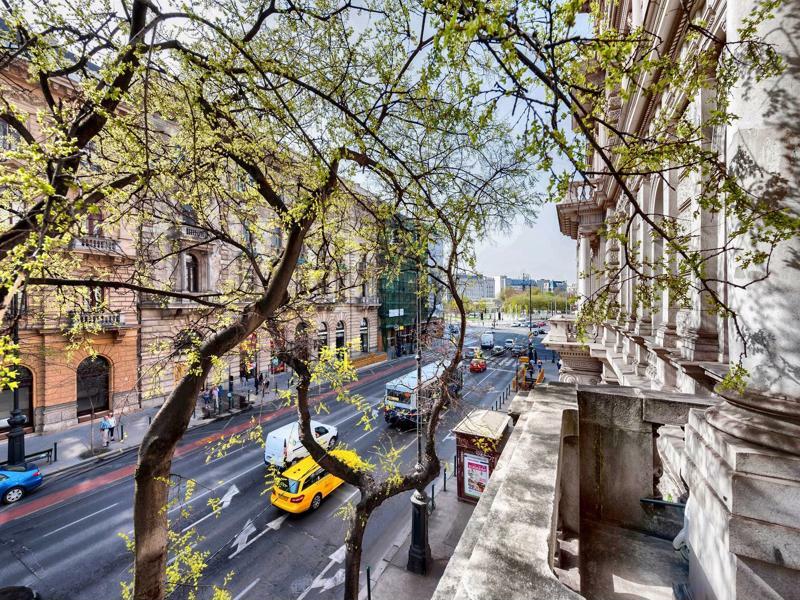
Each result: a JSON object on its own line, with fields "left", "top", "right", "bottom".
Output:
{"left": 464, "top": 453, "right": 490, "bottom": 498}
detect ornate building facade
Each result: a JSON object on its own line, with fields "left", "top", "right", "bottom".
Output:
{"left": 545, "top": 0, "right": 800, "bottom": 597}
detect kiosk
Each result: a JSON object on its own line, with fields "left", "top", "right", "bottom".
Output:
{"left": 453, "top": 409, "right": 512, "bottom": 504}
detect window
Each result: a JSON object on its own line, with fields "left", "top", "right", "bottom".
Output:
{"left": 87, "top": 210, "right": 104, "bottom": 236}
{"left": 314, "top": 426, "right": 328, "bottom": 437}
{"left": 0, "top": 366, "right": 33, "bottom": 430}
{"left": 317, "top": 322, "right": 328, "bottom": 350}
{"left": 360, "top": 318, "right": 369, "bottom": 353}
{"left": 180, "top": 204, "right": 198, "bottom": 226}
{"left": 88, "top": 286, "right": 104, "bottom": 308}
{"left": 0, "top": 120, "right": 20, "bottom": 151}
{"left": 185, "top": 254, "right": 200, "bottom": 292}
{"left": 76, "top": 356, "right": 110, "bottom": 416}
{"left": 335, "top": 321, "right": 345, "bottom": 349}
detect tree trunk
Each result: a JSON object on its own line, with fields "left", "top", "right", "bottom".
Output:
{"left": 133, "top": 458, "right": 171, "bottom": 600}
{"left": 344, "top": 504, "right": 372, "bottom": 600}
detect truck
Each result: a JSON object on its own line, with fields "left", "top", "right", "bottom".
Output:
{"left": 480, "top": 331, "right": 494, "bottom": 349}
{"left": 383, "top": 363, "right": 462, "bottom": 427}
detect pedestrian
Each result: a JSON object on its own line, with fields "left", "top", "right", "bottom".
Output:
{"left": 533, "top": 348, "right": 538, "bottom": 364}
{"left": 99, "top": 415, "right": 111, "bottom": 447}
{"left": 211, "top": 385, "right": 220, "bottom": 413}
{"left": 263, "top": 377, "right": 270, "bottom": 398}
{"left": 107, "top": 411, "right": 117, "bottom": 441}
{"left": 239, "top": 367, "right": 246, "bottom": 386}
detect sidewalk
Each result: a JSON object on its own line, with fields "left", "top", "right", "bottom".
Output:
{"left": 367, "top": 468, "right": 476, "bottom": 600}
{"left": 0, "top": 377, "right": 286, "bottom": 478}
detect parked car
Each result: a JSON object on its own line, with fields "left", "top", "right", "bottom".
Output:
{"left": 511, "top": 321, "right": 521, "bottom": 327}
{"left": 491, "top": 345, "right": 505, "bottom": 357}
{"left": 504, "top": 338, "right": 515, "bottom": 349}
{"left": 469, "top": 358, "right": 487, "bottom": 373}
{"left": 263, "top": 420, "right": 337, "bottom": 469}
{"left": 0, "top": 464, "right": 43, "bottom": 504}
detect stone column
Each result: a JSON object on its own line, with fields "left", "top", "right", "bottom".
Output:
{"left": 685, "top": 1, "right": 800, "bottom": 598}
{"left": 577, "top": 228, "right": 593, "bottom": 307}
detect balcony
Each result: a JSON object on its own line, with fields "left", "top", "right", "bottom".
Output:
{"left": 169, "top": 224, "right": 210, "bottom": 242}
{"left": 347, "top": 295, "right": 381, "bottom": 306}
{"left": 70, "top": 235, "right": 122, "bottom": 254}
{"left": 68, "top": 310, "right": 125, "bottom": 330}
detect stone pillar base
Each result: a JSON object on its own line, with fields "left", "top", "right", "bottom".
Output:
{"left": 684, "top": 408, "right": 800, "bottom": 600}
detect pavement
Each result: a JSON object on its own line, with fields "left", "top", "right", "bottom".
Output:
{"left": 367, "top": 468, "right": 477, "bottom": 600}
{"left": 0, "top": 373, "right": 294, "bottom": 477}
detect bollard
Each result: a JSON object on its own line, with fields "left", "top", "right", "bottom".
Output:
{"left": 120, "top": 423, "right": 125, "bottom": 441}
{"left": 53, "top": 441, "right": 58, "bottom": 462}
{"left": 148, "top": 415, "right": 152, "bottom": 425}
{"left": 366, "top": 566, "right": 372, "bottom": 600}
{"left": 443, "top": 463, "right": 447, "bottom": 492}
{"left": 431, "top": 484, "right": 436, "bottom": 511}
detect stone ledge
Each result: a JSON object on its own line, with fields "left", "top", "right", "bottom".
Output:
{"left": 688, "top": 409, "right": 800, "bottom": 481}
{"left": 433, "top": 385, "right": 583, "bottom": 600}
{"left": 729, "top": 514, "right": 800, "bottom": 570}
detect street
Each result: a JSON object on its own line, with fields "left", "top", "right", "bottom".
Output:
{"left": 0, "top": 326, "right": 552, "bottom": 599}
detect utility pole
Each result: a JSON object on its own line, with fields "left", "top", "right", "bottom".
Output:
{"left": 408, "top": 262, "right": 431, "bottom": 575}
{"left": 7, "top": 293, "right": 26, "bottom": 465}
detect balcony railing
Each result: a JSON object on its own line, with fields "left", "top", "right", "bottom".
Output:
{"left": 68, "top": 310, "right": 125, "bottom": 330}
{"left": 71, "top": 235, "right": 122, "bottom": 254}
{"left": 169, "top": 224, "right": 210, "bottom": 242}
{"left": 347, "top": 295, "right": 381, "bottom": 306}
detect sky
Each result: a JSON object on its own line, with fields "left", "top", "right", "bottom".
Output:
{"left": 474, "top": 203, "right": 576, "bottom": 283}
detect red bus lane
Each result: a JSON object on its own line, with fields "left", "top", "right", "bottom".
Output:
{"left": 0, "top": 358, "right": 414, "bottom": 525}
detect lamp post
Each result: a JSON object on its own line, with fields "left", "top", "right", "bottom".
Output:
{"left": 407, "top": 264, "right": 431, "bottom": 575}
{"left": 7, "top": 293, "right": 26, "bottom": 465}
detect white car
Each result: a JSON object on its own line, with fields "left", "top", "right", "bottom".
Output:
{"left": 504, "top": 338, "right": 515, "bottom": 349}
{"left": 263, "top": 420, "right": 338, "bottom": 469}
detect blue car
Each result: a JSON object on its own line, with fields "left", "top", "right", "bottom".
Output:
{"left": 0, "top": 463, "right": 43, "bottom": 504}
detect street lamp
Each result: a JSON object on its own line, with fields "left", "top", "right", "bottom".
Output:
{"left": 407, "top": 264, "right": 431, "bottom": 575}
{"left": 7, "top": 293, "right": 26, "bottom": 465}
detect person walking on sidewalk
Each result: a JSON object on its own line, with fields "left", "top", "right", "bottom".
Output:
{"left": 107, "top": 411, "right": 117, "bottom": 442}
{"left": 211, "top": 385, "right": 220, "bottom": 414}
{"left": 99, "top": 415, "right": 111, "bottom": 447}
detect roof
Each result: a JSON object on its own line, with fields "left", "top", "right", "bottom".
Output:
{"left": 281, "top": 449, "right": 364, "bottom": 479}
{"left": 453, "top": 409, "right": 511, "bottom": 440}
{"left": 385, "top": 362, "right": 444, "bottom": 392}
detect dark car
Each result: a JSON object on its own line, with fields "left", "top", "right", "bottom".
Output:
{"left": 491, "top": 345, "right": 505, "bottom": 357}
{"left": 0, "top": 464, "right": 43, "bottom": 504}
{"left": 464, "top": 346, "right": 479, "bottom": 360}
{"left": 511, "top": 343, "right": 526, "bottom": 357}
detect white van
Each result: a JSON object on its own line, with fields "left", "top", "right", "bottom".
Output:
{"left": 263, "top": 420, "right": 338, "bottom": 469}
{"left": 480, "top": 332, "right": 494, "bottom": 349}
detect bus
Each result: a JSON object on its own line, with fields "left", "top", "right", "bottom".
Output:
{"left": 383, "top": 363, "right": 462, "bottom": 427}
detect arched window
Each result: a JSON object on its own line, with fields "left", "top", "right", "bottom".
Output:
{"left": 87, "top": 210, "right": 104, "bottom": 236}
{"left": 335, "top": 320, "right": 345, "bottom": 349}
{"left": 317, "top": 322, "right": 328, "bottom": 349}
{"left": 76, "top": 356, "right": 110, "bottom": 416}
{"left": 0, "top": 366, "right": 33, "bottom": 430}
{"left": 185, "top": 254, "right": 200, "bottom": 292}
{"left": 360, "top": 318, "right": 369, "bottom": 353}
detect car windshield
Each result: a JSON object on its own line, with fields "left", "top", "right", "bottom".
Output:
{"left": 276, "top": 476, "right": 300, "bottom": 494}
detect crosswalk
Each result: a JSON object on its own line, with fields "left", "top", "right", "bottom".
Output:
{"left": 486, "top": 356, "right": 525, "bottom": 371}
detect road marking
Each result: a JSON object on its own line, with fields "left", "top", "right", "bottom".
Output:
{"left": 297, "top": 545, "right": 347, "bottom": 600}
{"left": 232, "top": 578, "right": 261, "bottom": 600}
{"left": 462, "top": 370, "right": 497, "bottom": 398}
{"left": 43, "top": 502, "right": 119, "bottom": 538}
{"left": 228, "top": 514, "right": 288, "bottom": 559}
{"left": 180, "top": 484, "right": 240, "bottom": 533}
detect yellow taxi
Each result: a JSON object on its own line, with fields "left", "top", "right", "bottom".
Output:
{"left": 270, "top": 449, "right": 361, "bottom": 513}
